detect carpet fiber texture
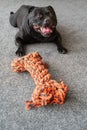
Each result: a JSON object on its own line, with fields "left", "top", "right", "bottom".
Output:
{"left": 0, "top": 0, "right": 87, "bottom": 130}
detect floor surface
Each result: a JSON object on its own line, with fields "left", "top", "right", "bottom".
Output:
{"left": 0, "top": 0, "right": 87, "bottom": 130}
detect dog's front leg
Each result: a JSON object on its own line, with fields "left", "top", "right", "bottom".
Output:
{"left": 15, "top": 30, "right": 26, "bottom": 56}
{"left": 54, "top": 31, "right": 68, "bottom": 54}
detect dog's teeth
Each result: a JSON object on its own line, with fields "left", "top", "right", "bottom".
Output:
{"left": 41, "top": 27, "right": 52, "bottom": 34}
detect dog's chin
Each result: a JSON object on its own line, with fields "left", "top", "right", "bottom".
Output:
{"left": 33, "top": 25, "right": 55, "bottom": 37}
{"left": 41, "top": 32, "right": 51, "bottom": 37}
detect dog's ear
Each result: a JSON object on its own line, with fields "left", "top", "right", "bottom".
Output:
{"left": 28, "top": 6, "right": 35, "bottom": 13}
{"left": 27, "top": 6, "right": 35, "bottom": 27}
{"left": 47, "top": 6, "right": 55, "bottom": 12}
{"left": 47, "top": 5, "right": 57, "bottom": 24}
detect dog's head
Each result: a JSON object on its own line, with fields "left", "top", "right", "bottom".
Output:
{"left": 28, "top": 6, "right": 57, "bottom": 37}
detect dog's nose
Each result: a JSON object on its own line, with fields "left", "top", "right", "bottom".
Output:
{"left": 44, "top": 18, "right": 50, "bottom": 25}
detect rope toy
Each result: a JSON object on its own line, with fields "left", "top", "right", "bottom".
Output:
{"left": 11, "top": 52, "right": 68, "bottom": 110}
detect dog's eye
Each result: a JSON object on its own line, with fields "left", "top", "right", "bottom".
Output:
{"left": 46, "top": 12, "right": 52, "bottom": 17}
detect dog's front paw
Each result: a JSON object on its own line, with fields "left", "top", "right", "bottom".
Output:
{"left": 58, "top": 47, "right": 68, "bottom": 54}
{"left": 16, "top": 48, "right": 25, "bottom": 56}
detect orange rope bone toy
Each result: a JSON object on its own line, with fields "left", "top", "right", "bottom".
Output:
{"left": 11, "top": 52, "right": 68, "bottom": 110}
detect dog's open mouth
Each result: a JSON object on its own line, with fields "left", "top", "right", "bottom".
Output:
{"left": 33, "top": 25, "right": 54, "bottom": 36}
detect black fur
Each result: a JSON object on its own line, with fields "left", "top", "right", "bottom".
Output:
{"left": 9, "top": 5, "right": 67, "bottom": 56}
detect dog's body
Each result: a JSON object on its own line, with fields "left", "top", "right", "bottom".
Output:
{"left": 9, "top": 5, "right": 67, "bottom": 56}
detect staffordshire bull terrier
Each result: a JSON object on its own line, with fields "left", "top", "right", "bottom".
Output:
{"left": 9, "top": 5, "right": 67, "bottom": 56}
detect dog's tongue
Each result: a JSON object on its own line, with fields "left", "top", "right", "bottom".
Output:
{"left": 41, "top": 27, "right": 52, "bottom": 34}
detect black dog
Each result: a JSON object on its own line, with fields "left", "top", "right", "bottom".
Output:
{"left": 9, "top": 5, "right": 67, "bottom": 56}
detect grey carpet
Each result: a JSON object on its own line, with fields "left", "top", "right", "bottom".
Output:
{"left": 0, "top": 0, "right": 87, "bottom": 130}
